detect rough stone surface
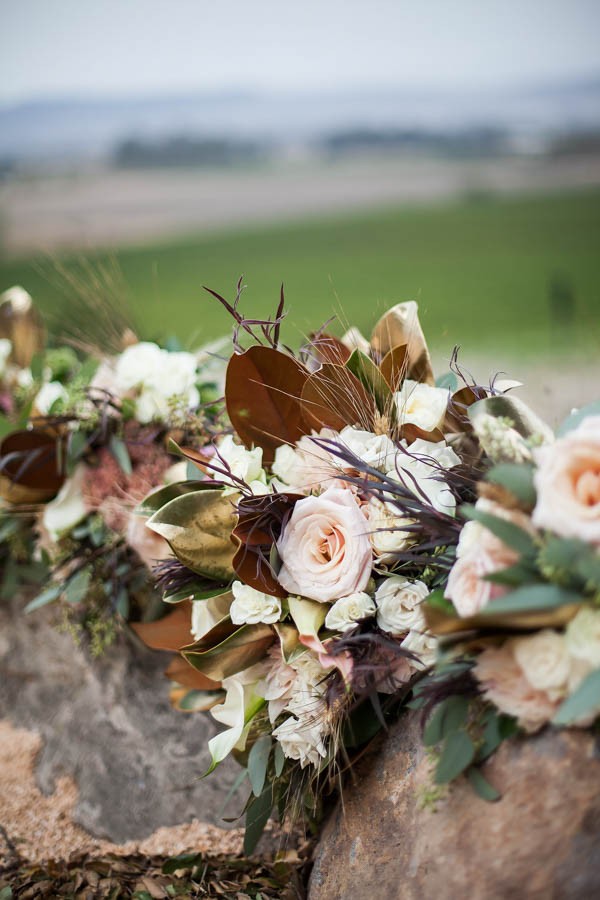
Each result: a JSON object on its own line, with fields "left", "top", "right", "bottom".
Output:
{"left": 309, "top": 711, "right": 600, "bottom": 900}
{"left": 0, "top": 594, "right": 239, "bottom": 843}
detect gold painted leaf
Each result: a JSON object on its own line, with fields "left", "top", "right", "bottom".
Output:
{"left": 424, "top": 602, "right": 581, "bottom": 637}
{"left": 181, "top": 623, "right": 275, "bottom": 681}
{"left": 0, "top": 286, "right": 45, "bottom": 368}
{"left": 370, "top": 301, "right": 434, "bottom": 385}
{"left": 146, "top": 488, "right": 238, "bottom": 580}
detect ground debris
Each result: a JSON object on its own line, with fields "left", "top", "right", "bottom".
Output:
{"left": 0, "top": 848, "right": 310, "bottom": 899}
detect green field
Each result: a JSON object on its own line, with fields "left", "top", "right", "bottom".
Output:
{"left": 1, "top": 189, "right": 599, "bottom": 358}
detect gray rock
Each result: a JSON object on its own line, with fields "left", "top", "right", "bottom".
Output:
{"left": 309, "top": 710, "right": 600, "bottom": 900}
{"left": 0, "top": 594, "right": 240, "bottom": 843}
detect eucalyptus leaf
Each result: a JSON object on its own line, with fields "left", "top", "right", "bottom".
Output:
{"left": 24, "top": 583, "right": 63, "bottom": 613}
{"left": 274, "top": 741, "right": 285, "bottom": 777}
{"left": 109, "top": 435, "right": 132, "bottom": 476}
{"left": 436, "top": 371, "right": 458, "bottom": 391}
{"left": 244, "top": 782, "right": 274, "bottom": 856}
{"left": 557, "top": 401, "right": 600, "bottom": 436}
{"left": 486, "top": 462, "right": 536, "bottom": 507}
{"left": 65, "top": 566, "right": 92, "bottom": 605}
{"left": 484, "top": 583, "right": 581, "bottom": 615}
{"left": 467, "top": 767, "right": 501, "bottom": 802}
{"left": 248, "top": 735, "right": 272, "bottom": 798}
{"left": 553, "top": 669, "right": 600, "bottom": 725}
{"left": 435, "top": 730, "right": 475, "bottom": 784}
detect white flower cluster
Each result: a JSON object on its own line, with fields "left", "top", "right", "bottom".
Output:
{"left": 113, "top": 341, "right": 200, "bottom": 424}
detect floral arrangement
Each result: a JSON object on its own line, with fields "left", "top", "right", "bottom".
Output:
{"left": 132, "top": 284, "right": 545, "bottom": 850}
{"left": 0, "top": 285, "right": 227, "bottom": 650}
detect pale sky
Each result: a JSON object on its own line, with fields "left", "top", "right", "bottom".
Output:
{"left": 1, "top": 0, "right": 599, "bottom": 104}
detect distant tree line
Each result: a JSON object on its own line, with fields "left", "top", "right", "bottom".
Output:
{"left": 112, "top": 135, "right": 264, "bottom": 168}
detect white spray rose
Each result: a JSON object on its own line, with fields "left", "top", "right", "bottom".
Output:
{"left": 401, "top": 627, "right": 438, "bottom": 669}
{"left": 216, "top": 435, "right": 266, "bottom": 494}
{"left": 114, "top": 342, "right": 163, "bottom": 392}
{"left": 273, "top": 705, "right": 329, "bottom": 768}
{"left": 375, "top": 576, "right": 429, "bottom": 634}
{"left": 324, "top": 592, "right": 376, "bottom": 632}
{"left": 395, "top": 380, "right": 450, "bottom": 433}
{"left": 367, "top": 497, "right": 413, "bottom": 561}
{"left": 385, "top": 437, "right": 460, "bottom": 515}
{"left": 338, "top": 426, "right": 398, "bottom": 473}
{"left": 35, "top": 381, "right": 69, "bottom": 415}
{"left": 229, "top": 581, "right": 282, "bottom": 625}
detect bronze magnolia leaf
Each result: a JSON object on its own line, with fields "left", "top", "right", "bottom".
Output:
{"left": 181, "top": 623, "right": 275, "bottom": 681}
{"left": 232, "top": 492, "right": 302, "bottom": 598}
{"left": 165, "top": 654, "right": 223, "bottom": 691}
{"left": 131, "top": 601, "right": 195, "bottom": 651}
{"left": 225, "top": 346, "right": 310, "bottom": 465}
{"left": 146, "top": 488, "right": 238, "bottom": 580}
{"left": 0, "top": 429, "right": 66, "bottom": 504}
{"left": 169, "top": 685, "right": 226, "bottom": 712}
{"left": 309, "top": 333, "right": 352, "bottom": 366}
{"left": 300, "top": 362, "right": 376, "bottom": 432}
{"left": 370, "top": 301, "right": 435, "bottom": 385}
{"left": 380, "top": 344, "right": 409, "bottom": 391}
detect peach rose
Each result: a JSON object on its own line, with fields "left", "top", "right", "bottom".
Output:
{"left": 445, "top": 501, "right": 534, "bottom": 617}
{"left": 532, "top": 415, "right": 600, "bottom": 545}
{"left": 276, "top": 486, "right": 373, "bottom": 602}
{"left": 474, "top": 641, "right": 559, "bottom": 732}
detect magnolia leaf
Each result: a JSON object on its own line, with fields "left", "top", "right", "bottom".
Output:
{"left": 164, "top": 585, "right": 229, "bottom": 604}
{"left": 164, "top": 653, "right": 222, "bottom": 690}
{"left": 370, "top": 301, "right": 434, "bottom": 385}
{"left": 467, "top": 767, "right": 501, "bottom": 802}
{"left": 170, "top": 686, "right": 226, "bottom": 712}
{"left": 346, "top": 349, "right": 393, "bottom": 416}
{"left": 435, "top": 730, "right": 475, "bottom": 784}
{"left": 557, "top": 401, "right": 600, "bottom": 437}
{"left": 310, "top": 333, "right": 351, "bottom": 366}
{"left": 486, "top": 463, "right": 536, "bottom": 507}
{"left": 553, "top": 669, "right": 600, "bottom": 725}
{"left": 182, "top": 623, "right": 275, "bottom": 681}
{"left": 225, "top": 346, "right": 309, "bottom": 465}
{"left": 380, "top": 344, "right": 409, "bottom": 391}
{"left": 248, "top": 734, "right": 272, "bottom": 797}
{"left": 131, "top": 601, "right": 194, "bottom": 651}
{"left": 469, "top": 394, "right": 553, "bottom": 443}
{"left": 288, "top": 596, "right": 327, "bottom": 640}
{"left": 0, "top": 287, "right": 45, "bottom": 368}
{"left": 0, "top": 429, "right": 65, "bottom": 503}
{"left": 136, "top": 481, "right": 212, "bottom": 516}
{"left": 301, "top": 363, "right": 376, "bottom": 432}
{"left": 274, "top": 622, "right": 302, "bottom": 662}
{"left": 147, "top": 488, "right": 238, "bottom": 579}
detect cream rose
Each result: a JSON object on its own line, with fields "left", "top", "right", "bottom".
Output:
{"left": 532, "top": 415, "right": 600, "bottom": 545}
{"left": 367, "top": 497, "right": 414, "bottom": 561}
{"left": 338, "top": 426, "right": 398, "bottom": 473}
{"left": 565, "top": 607, "right": 600, "bottom": 669}
{"left": 324, "top": 592, "right": 376, "bottom": 632}
{"left": 512, "top": 629, "right": 571, "bottom": 698}
{"left": 395, "top": 380, "right": 450, "bottom": 433}
{"left": 215, "top": 435, "right": 266, "bottom": 494}
{"left": 474, "top": 642, "right": 559, "bottom": 732}
{"left": 385, "top": 438, "right": 460, "bottom": 515}
{"left": 272, "top": 710, "right": 329, "bottom": 768}
{"left": 229, "top": 581, "right": 282, "bottom": 625}
{"left": 276, "top": 487, "right": 373, "bottom": 602}
{"left": 271, "top": 429, "right": 338, "bottom": 493}
{"left": 401, "top": 627, "right": 438, "bottom": 669}
{"left": 375, "top": 576, "right": 429, "bottom": 634}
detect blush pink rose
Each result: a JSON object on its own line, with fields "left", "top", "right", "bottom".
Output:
{"left": 276, "top": 486, "right": 373, "bottom": 602}
{"left": 126, "top": 513, "right": 172, "bottom": 569}
{"left": 533, "top": 415, "right": 600, "bottom": 545}
{"left": 445, "top": 501, "right": 535, "bottom": 617}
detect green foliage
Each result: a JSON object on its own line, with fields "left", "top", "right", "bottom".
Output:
{"left": 483, "top": 583, "right": 581, "bottom": 614}
{"left": 554, "top": 669, "right": 600, "bottom": 725}
{"left": 247, "top": 735, "right": 272, "bottom": 798}
{"left": 485, "top": 462, "right": 536, "bottom": 507}
{"left": 462, "top": 503, "right": 538, "bottom": 558}
{"left": 2, "top": 190, "right": 600, "bottom": 357}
